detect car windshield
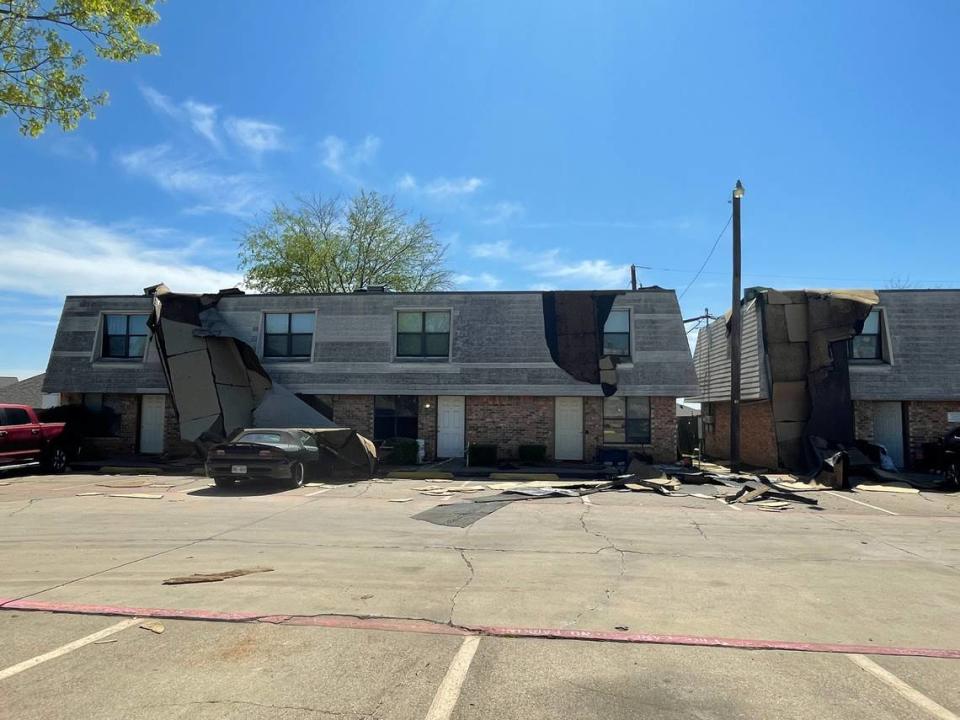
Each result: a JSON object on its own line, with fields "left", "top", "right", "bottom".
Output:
{"left": 235, "top": 432, "right": 288, "bottom": 446}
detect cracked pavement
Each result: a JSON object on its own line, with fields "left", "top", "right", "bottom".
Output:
{"left": 2, "top": 472, "right": 960, "bottom": 718}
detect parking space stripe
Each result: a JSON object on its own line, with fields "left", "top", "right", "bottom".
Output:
{"left": 0, "top": 618, "right": 140, "bottom": 681}
{"left": 826, "top": 491, "right": 899, "bottom": 515}
{"left": 424, "top": 636, "right": 481, "bottom": 720}
{"left": 847, "top": 654, "right": 959, "bottom": 719}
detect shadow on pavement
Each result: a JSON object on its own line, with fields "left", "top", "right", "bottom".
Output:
{"left": 188, "top": 479, "right": 294, "bottom": 498}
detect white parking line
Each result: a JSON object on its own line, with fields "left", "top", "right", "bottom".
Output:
{"left": 0, "top": 618, "right": 140, "bottom": 681}
{"left": 826, "top": 491, "right": 898, "bottom": 516}
{"left": 424, "top": 636, "right": 481, "bottom": 720}
{"left": 847, "top": 654, "right": 959, "bottom": 719}
{"left": 304, "top": 488, "right": 332, "bottom": 497}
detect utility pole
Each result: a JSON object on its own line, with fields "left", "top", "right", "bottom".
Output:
{"left": 630, "top": 264, "right": 637, "bottom": 290}
{"left": 729, "top": 179, "right": 745, "bottom": 471}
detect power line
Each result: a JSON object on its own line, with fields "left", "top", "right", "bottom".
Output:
{"left": 678, "top": 214, "right": 732, "bottom": 299}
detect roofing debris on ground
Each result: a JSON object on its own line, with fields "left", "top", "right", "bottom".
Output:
{"left": 408, "top": 453, "right": 950, "bottom": 527}
{"left": 162, "top": 567, "right": 274, "bottom": 585}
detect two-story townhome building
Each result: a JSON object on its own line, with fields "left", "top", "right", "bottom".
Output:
{"left": 42, "top": 287, "right": 697, "bottom": 462}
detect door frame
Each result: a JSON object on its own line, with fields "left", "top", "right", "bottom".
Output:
{"left": 436, "top": 395, "right": 466, "bottom": 458}
{"left": 554, "top": 396, "right": 584, "bottom": 461}
{"left": 138, "top": 394, "right": 166, "bottom": 455}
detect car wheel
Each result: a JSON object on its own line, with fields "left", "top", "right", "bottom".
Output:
{"left": 946, "top": 462, "right": 960, "bottom": 489}
{"left": 42, "top": 447, "right": 68, "bottom": 474}
{"left": 287, "top": 462, "right": 305, "bottom": 489}
{"left": 213, "top": 476, "right": 236, "bottom": 489}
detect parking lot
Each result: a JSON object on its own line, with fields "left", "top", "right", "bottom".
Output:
{"left": 2, "top": 468, "right": 960, "bottom": 719}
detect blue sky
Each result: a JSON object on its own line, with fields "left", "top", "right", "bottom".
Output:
{"left": 2, "top": 0, "right": 959, "bottom": 379}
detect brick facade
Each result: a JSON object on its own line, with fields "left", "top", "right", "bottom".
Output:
{"left": 465, "top": 395, "right": 555, "bottom": 460}
{"left": 854, "top": 400, "right": 875, "bottom": 443}
{"left": 418, "top": 396, "right": 437, "bottom": 461}
{"left": 333, "top": 395, "right": 374, "bottom": 438}
{"left": 583, "top": 396, "right": 603, "bottom": 462}
{"left": 854, "top": 400, "right": 960, "bottom": 466}
{"left": 650, "top": 396, "right": 678, "bottom": 462}
{"left": 906, "top": 401, "right": 960, "bottom": 465}
{"left": 162, "top": 397, "right": 198, "bottom": 457}
{"left": 703, "top": 399, "right": 779, "bottom": 469}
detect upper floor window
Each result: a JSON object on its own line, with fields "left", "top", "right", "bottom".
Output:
{"left": 264, "top": 312, "right": 314, "bottom": 359}
{"left": 102, "top": 314, "right": 149, "bottom": 359}
{"left": 602, "top": 308, "right": 631, "bottom": 358}
{"left": 849, "top": 309, "right": 883, "bottom": 361}
{"left": 602, "top": 396, "right": 651, "bottom": 444}
{"left": 397, "top": 311, "right": 450, "bottom": 358}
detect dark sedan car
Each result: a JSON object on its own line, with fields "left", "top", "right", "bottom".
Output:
{"left": 205, "top": 429, "right": 320, "bottom": 489}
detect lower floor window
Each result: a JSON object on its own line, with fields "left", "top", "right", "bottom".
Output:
{"left": 374, "top": 395, "right": 419, "bottom": 440}
{"left": 603, "top": 396, "right": 651, "bottom": 444}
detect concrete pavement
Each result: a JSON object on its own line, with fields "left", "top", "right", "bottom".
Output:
{"left": 1, "top": 470, "right": 959, "bottom": 718}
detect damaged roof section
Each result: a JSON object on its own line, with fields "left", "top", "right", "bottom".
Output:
{"left": 147, "top": 285, "right": 335, "bottom": 445}
{"left": 692, "top": 288, "right": 880, "bottom": 471}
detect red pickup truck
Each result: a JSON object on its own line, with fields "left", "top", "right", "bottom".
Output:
{"left": 0, "top": 404, "right": 70, "bottom": 473}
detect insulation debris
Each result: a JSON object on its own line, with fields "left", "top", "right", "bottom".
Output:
{"left": 853, "top": 482, "right": 920, "bottom": 494}
{"left": 97, "top": 479, "right": 153, "bottom": 488}
{"left": 162, "top": 567, "right": 274, "bottom": 585}
{"left": 139, "top": 621, "right": 165, "bottom": 634}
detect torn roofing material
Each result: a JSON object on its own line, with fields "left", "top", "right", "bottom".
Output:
{"left": 541, "top": 290, "right": 623, "bottom": 396}
{"left": 146, "top": 284, "right": 335, "bottom": 445}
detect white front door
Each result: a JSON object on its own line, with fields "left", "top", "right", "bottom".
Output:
{"left": 437, "top": 396, "right": 465, "bottom": 458}
{"left": 139, "top": 395, "right": 166, "bottom": 455}
{"left": 555, "top": 397, "right": 584, "bottom": 461}
{"left": 873, "top": 401, "right": 904, "bottom": 468}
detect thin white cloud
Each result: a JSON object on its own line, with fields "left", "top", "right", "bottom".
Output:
{"left": 140, "top": 85, "right": 222, "bottom": 149}
{"left": 396, "top": 173, "right": 417, "bottom": 191}
{"left": 0, "top": 211, "right": 240, "bottom": 298}
{"left": 530, "top": 251, "right": 629, "bottom": 288}
{"left": 423, "top": 177, "right": 484, "bottom": 198}
{"left": 320, "top": 134, "right": 380, "bottom": 180}
{"left": 469, "top": 240, "right": 513, "bottom": 259}
{"left": 183, "top": 100, "right": 220, "bottom": 148}
{"left": 117, "top": 144, "right": 265, "bottom": 217}
{"left": 321, "top": 135, "right": 346, "bottom": 173}
{"left": 453, "top": 272, "right": 501, "bottom": 290}
{"left": 353, "top": 135, "right": 381, "bottom": 164}
{"left": 140, "top": 85, "right": 177, "bottom": 116}
{"left": 482, "top": 201, "right": 524, "bottom": 224}
{"left": 48, "top": 136, "right": 97, "bottom": 163}
{"left": 225, "top": 117, "right": 284, "bottom": 155}
{"left": 466, "top": 240, "right": 628, "bottom": 289}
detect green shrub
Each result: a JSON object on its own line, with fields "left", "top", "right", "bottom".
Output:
{"left": 468, "top": 443, "right": 498, "bottom": 466}
{"left": 384, "top": 437, "right": 419, "bottom": 465}
{"left": 518, "top": 444, "right": 547, "bottom": 463}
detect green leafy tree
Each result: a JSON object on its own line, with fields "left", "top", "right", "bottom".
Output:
{"left": 0, "top": 0, "right": 159, "bottom": 136}
{"left": 240, "top": 192, "right": 453, "bottom": 294}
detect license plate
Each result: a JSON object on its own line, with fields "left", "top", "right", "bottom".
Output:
{"left": 231, "top": 465, "right": 247, "bottom": 474}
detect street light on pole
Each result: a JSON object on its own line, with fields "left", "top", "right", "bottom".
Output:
{"left": 729, "top": 179, "right": 745, "bottom": 471}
